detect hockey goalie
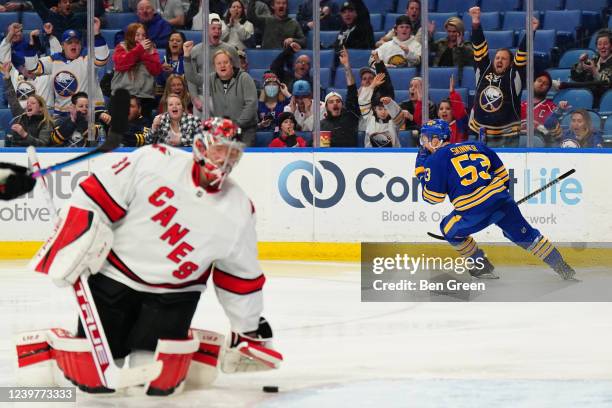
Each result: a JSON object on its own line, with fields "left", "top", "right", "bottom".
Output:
{"left": 16, "top": 117, "right": 283, "bottom": 396}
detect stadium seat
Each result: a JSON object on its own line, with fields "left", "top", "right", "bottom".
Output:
{"left": 387, "top": 68, "right": 418, "bottom": 89}
{"left": 546, "top": 68, "right": 571, "bottom": 82}
{"left": 296, "top": 131, "right": 313, "bottom": 146}
{"left": 482, "top": 30, "right": 514, "bottom": 49}
{"left": 248, "top": 68, "right": 268, "bottom": 84}
{"left": 0, "top": 13, "right": 18, "bottom": 32}
{"left": 22, "top": 12, "right": 43, "bottom": 30}
{"left": 104, "top": 13, "right": 138, "bottom": 29}
{"left": 519, "top": 134, "right": 546, "bottom": 147}
{"left": 534, "top": 0, "right": 563, "bottom": 10}
{"left": 320, "top": 68, "right": 332, "bottom": 89}
{"left": 428, "top": 67, "right": 458, "bottom": 88}
{"left": 370, "top": 14, "right": 383, "bottom": 31}
{"left": 383, "top": 13, "right": 402, "bottom": 32}
{"left": 479, "top": 0, "right": 521, "bottom": 12}
{"left": 598, "top": 90, "right": 612, "bottom": 113}
{"left": 180, "top": 30, "right": 202, "bottom": 44}
{"left": 568, "top": 0, "right": 608, "bottom": 9}
{"left": 461, "top": 66, "right": 476, "bottom": 91}
{"left": 334, "top": 68, "right": 361, "bottom": 88}
{"left": 395, "top": 90, "right": 410, "bottom": 102}
{"left": 398, "top": 131, "right": 415, "bottom": 147}
{"left": 288, "top": 0, "right": 299, "bottom": 14}
{"left": 542, "top": 10, "right": 582, "bottom": 42}
{"left": 364, "top": 0, "right": 395, "bottom": 13}
{"left": 560, "top": 110, "right": 602, "bottom": 130}
{"left": 603, "top": 116, "right": 612, "bottom": 141}
{"left": 427, "top": 13, "right": 459, "bottom": 33}
{"left": 246, "top": 49, "right": 283, "bottom": 69}
{"left": 428, "top": 88, "right": 468, "bottom": 105}
{"left": 374, "top": 31, "right": 387, "bottom": 42}
{"left": 553, "top": 89, "right": 593, "bottom": 109}
{"left": 308, "top": 31, "right": 338, "bottom": 49}
{"left": 461, "top": 12, "right": 500, "bottom": 31}
{"left": 348, "top": 49, "right": 372, "bottom": 69}
{"left": 557, "top": 49, "right": 595, "bottom": 69}
{"left": 436, "top": 0, "right": 476, "bottom": 13}
{"left": 255, "top": 132, "right": 274, "bottom": 147}
{"left": 100, "top": 29, "right": 120, "bottom": 48}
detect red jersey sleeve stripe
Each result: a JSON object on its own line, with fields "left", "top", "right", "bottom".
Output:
{"left": 79, "top": 174, "right": 126, "bottom": 223}
{"left": 212, "top": 268, "right": 265, "bottom": 295}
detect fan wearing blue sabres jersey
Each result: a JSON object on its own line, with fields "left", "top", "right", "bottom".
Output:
{"left": 414, "top": 119, "right": 576, "bottom": 280}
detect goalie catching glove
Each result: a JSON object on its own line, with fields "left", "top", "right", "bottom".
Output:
{"left": 220, "top": 317, "right": 283, "bottom": 373}
{"left": 30, "top": 206, "right": 113, "bottom": 287}
{"left": 0, "top": 162, "right": 36, "bottom": 200}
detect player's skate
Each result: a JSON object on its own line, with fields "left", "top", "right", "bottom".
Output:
{"left": 552, "top": 260, "right": 578, "bottom": 281}
{"left": 469, "top": 256, "right": 499, "bottom": 279}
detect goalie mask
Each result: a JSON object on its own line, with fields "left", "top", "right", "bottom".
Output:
{"left": 420, "top": 119, "right": 451, "bottom": 152}
{"left": 193, "top": 117, "right": 244, "bottom": 189}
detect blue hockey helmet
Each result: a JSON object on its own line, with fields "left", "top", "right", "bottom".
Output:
{"left": 420, "top": 119, "right": 451, "bottom": 148}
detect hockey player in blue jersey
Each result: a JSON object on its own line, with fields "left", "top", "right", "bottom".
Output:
{"left": 415, "top": 119, "right": 576, "bottom": 280}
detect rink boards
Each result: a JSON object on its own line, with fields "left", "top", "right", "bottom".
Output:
{"left": 0, "top": 147, "right": 610, "bottom": 263}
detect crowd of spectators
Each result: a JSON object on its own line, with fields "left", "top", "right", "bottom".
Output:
{"left": 0, "top": 0, "right": 610, "bottom": 149}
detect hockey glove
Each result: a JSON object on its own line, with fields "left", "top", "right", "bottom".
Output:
{"left": 0, "top": 162, "right": 36, "bottom": 200}
{"left": 220, "top": 317, "right": 283, "bottom": 373}
{"left": 414, "top": 147, "right": 430, "bottom": 183}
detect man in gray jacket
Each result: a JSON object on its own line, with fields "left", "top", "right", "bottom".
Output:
{"left": 186, "top": 49, "right": 258, "bottom": 146}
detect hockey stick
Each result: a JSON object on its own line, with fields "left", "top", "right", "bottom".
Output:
{"left": 29, "top": 89, "right": 131, "bottom": 179}
{"left": 426, "top": 169, "right": 576, "bottom": 241}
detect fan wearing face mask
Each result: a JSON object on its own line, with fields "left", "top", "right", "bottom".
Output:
{"left": 257, "top": 71, "right": 292, "bottom": 131}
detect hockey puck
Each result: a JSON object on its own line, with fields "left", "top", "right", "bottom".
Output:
{"left": 262, "top": 386, "right": 279, "bottom": 393}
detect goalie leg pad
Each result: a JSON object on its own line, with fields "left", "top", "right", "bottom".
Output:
{"left": 47, "top": 329, "right": 114, "bottom": 394}
{"left": 186, "top": 329, "right": 224, "bottom": 388}
{"left": 144, "top": 336, "right": 200, "bottom": 396}
{"left": 15, "top": 330, "right": 55, "bottom": 387}
{"left": 29, "top": 206, "right": 113, "bottom": 287}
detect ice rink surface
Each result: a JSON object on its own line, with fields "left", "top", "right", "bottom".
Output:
{"left": 0, "top": 259, "right": 611, "bottom": 407}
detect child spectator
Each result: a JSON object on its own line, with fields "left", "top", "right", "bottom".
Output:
{"left": 399, "top": 77, "right": 437, "bottom": 138}
{"left": 364, "top": 96, "right": 403, "bottom": 147}
{"left": 222, "top": 0, "right": 254, "bottom": 51}
{"left": 111, "top": 22, "right": 163, "bottom": 121}
{"left": 371, "top": 16, "right": 421, "bottom": 68}
{"left": 149, "top": 93, "right": 201, "bottom": 146}
{"left": 122, "top": 95, "right": 151, "bottom": 146}
{"left": 269, "top": 112, "right": 308, "bottom": 147}
{"left": 284, "top": 79, "right": 322, "bottom": 131}
{"left": 51, "top": 92, "right": 103, "bottom": 146}
{"left": 437, "top": 75, "right": 468, "bottom": 143}
{"left": 257, "top": 72, "right": 291, "bottom": 131}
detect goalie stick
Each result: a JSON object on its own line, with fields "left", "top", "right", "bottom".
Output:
{"left": 29, "top": 89, "right": 163, "bottom": 389}
{"left": 426, "top": 169, "right": 576, "bottom": 241}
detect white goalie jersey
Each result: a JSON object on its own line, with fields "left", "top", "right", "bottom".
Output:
{"left": 67, "top": 144, "right": 264, "bottom": 333}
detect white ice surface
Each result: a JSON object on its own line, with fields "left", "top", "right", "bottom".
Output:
{"left": 0, "top": 259, "right": 611, "bottom": 407}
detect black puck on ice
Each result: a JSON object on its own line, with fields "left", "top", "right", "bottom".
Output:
{"left": 262, "top": 385, "right": 279, "bottom": 393}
